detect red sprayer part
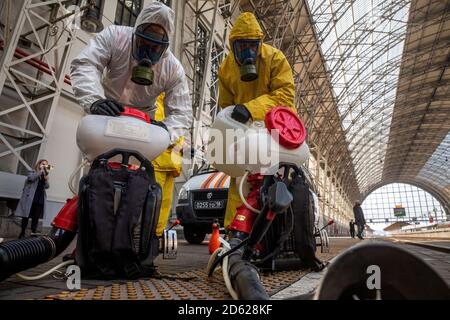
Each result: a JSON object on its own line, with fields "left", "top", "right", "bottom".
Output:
{"left": 52, "top": 196, "right": 79, "bottom": 232}
{"left": 265, "top": 107, "right": 307, "bottom": 149}
{"left": 169, "top": 219, "right": 181, "bottom": 231}
{"left": 120, "top": 106, "right": 151, "bottom": 123}
{"left": 108, "top": 162, "right": 140, "bottom": 171}
{"left": 228, "top": 174, "right": 264, "bottom": 234}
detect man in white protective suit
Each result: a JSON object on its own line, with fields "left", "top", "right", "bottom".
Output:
{"left": 70, "top": 1, "right": 192, "bottom": 146}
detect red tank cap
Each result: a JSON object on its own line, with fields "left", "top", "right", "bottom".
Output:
{"left": 120, "top": 106, "right": 151, "bottom": 123}
{"left": 265, "top": 106, "right": 307, "bottom": 149}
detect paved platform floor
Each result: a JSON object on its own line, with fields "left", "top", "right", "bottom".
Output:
{"left": 0, "top": 237, "right": 359, "bottom": 300}
{"left": 1, "top": 237, "right": 448, "bottom": 300}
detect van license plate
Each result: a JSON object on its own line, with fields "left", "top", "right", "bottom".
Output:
{"left": 194, "top": 200, "right": 224, "bottom": 210}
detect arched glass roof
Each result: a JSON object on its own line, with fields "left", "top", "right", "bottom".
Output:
{"left": 237, "top": 0, "right": 449, "bottom": 211}
{"left": 305, "top": 0, "right": 449, "bottom": 207}
{"left": 307, "top": 0, "right": 410, "bottom": 191}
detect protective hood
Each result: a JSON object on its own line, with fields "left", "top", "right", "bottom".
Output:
{"left": 229, "top": 12, "right": 264, "bottom": 49}
{"left": 134, "top": 2, "right": 175, "bottom": 39}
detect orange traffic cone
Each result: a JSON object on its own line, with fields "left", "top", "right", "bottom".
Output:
{"left": 208, "top": 222, "right": 221, "bottom": 254}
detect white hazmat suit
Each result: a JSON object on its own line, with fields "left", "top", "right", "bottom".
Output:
{"left": 70, "top": 2, "right": 192, "bottom": 144}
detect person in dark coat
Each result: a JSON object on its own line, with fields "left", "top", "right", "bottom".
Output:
{"left": 349, "top": 219, "right": 355, "bottom": 238}
{"left": 353, "top": 201, "right": 366, "bottom": 240}
{"left": 15, "top": 159, "right": 50, "bottom": 238}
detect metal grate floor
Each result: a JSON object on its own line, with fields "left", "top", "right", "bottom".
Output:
{"left": 44, "top": 268, "right": 309, "bottom": 300}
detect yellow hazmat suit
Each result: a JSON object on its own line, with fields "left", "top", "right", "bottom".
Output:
{"left": 153, "top": 93, "right": 184, "bottom": 236}
{"left": 218, "top": 12, "right": 295, "bottom": 228}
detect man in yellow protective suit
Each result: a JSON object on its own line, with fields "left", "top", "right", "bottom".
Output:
{"left": 218, "top": 12, "right": 295, "bottom": 228}
{"left": 152, "top": 93, "right": 184, "bottom": 237}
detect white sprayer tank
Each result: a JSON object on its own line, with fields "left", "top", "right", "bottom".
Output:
{"left": 76, "top": 107, "right": 170, "bottom": 164}
{"left": 207, "top": 106, "right": 310, "bottom": 177}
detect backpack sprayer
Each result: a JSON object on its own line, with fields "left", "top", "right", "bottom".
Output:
{"left": 203, "top": 106, "right": 450, "bottom": 301}
{"left": 0, "top": 107, "right": 175, "bottom": 281}
{"left": 205, "top": 106, "right": 331, "bottom": 300}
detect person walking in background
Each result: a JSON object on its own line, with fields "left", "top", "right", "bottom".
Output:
{"left": 349, "top": 219, "right": 355, "bottom": 238}
{"left": 15, "top": 160, "right": 51, "bottom": 238}
{"left": 353, "top": 201, "right": 366, "bottom": 240}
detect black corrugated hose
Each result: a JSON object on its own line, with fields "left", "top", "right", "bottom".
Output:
{"left": 0, "top": 228, "right": 76, "bottom": 282}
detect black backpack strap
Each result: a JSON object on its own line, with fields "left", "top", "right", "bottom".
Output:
{"left": 112, "top": 168, "right": 151, "bottom": 253}
{"left": 288, "top": 170, "right": 324, "bottom": 269}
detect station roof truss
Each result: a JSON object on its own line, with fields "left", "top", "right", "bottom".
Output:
{"left": 238, "top": 0, "right": 450, "bottom": 211}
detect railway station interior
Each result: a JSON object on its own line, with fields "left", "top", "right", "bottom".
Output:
{"left": 0, "top": 0, "right": 449, "bottom": 302}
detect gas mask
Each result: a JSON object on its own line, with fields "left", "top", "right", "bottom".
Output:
{"left": 233, "top": 39, "right": 261, "bottom": 82}
{"left": 131, "top": 24, "right": 170, "bottom": 86}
